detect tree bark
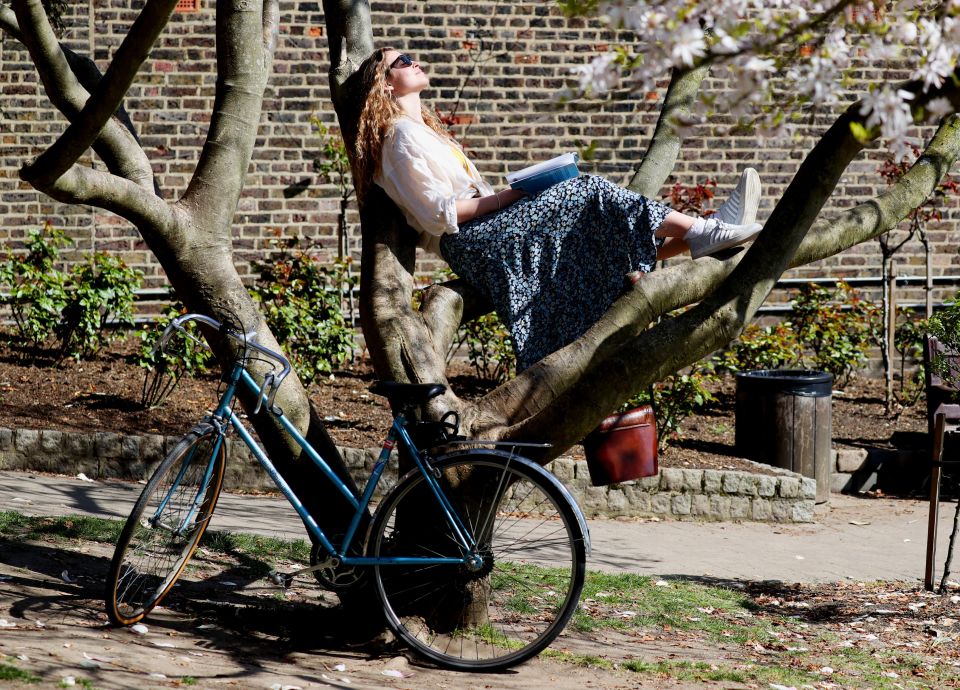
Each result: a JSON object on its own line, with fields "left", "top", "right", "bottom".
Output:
{"left": 5, "top": 0, "right": 365, "bottom": 545}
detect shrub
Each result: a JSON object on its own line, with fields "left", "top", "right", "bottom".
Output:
{"left": 462, "top": 312, "right": 515, "bottom": 383}
{"left": 893, "top": 310, "right": 929, "bottom": 407}
{"left": 929, "top": 293, "right": 960, "bottom": 389}
{"left": 137, "top": 302, "right": 215, "bottom": 408}
{"left": 718, "top": 322, "right": 800, "bottom": 373}
{"left": 791, "top": 281, "right": 880, "bottom": 387}
{"left": 0, "top": 224, "right": 141, "bottom": 360}
{"left": 0, "top": 223, "right": 70, "bottom": 351}
{"left": 249, "top": 238, "right": 356, "bottom": 385}
{"left": 625, "top": 363, "right": 719, "bottom": 450}
{"left": 57, "top": 252, "right": 141, "bottom": 360}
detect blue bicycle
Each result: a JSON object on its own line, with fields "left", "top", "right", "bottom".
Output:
{"left": 105, "top": 313, "right": 589, "bottom": 671}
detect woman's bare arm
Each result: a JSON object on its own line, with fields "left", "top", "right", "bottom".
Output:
{"left": 456, "top": 188, "right": 526, "bottom": 224}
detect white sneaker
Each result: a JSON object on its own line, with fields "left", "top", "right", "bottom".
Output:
{"left": 715, "top": 168, "right": 760, "bottom": 226}
{"left": 687, "top": 219, "right": 763, "bottom": 259}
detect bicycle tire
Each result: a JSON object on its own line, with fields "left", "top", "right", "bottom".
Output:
{"left": 368, "top": 450, "right": 587, "bottom": 671}
{"left": 105, "top": 424, "right": 226, "bottom": 625}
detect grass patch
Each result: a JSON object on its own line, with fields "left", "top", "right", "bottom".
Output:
{"left": 573, "top": 571, "right": 774, "bottom": 644}
{"left": 0, "top": 659, "right": 40, "bottom": 683}
{"left": 0, "top": 511, "right": 310, "bottom": 564}
{"left": 0, "top": 512, "right": 122, "bottom": 544}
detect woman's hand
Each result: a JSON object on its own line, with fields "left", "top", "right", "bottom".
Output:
{"left": 456, "top": 188, "right": 527, "bottom": 225}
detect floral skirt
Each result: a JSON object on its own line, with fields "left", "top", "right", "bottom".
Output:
{"left": 440, "top": 175, "right": 670, "bottom": 372}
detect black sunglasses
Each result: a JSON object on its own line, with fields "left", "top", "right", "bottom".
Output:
{"left": 389, "top": 54, "right": 414, "bottom": 70}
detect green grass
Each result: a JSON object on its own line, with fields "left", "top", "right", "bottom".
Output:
{"left": 0, "top": 659, "right": 40, "bottom": 683}
{"left": 0, "top": 511, "right": 122, "bottom": 544}
{"left": 573, "top": 571, "right": 773, "bottom": 644}
{"left": 0, "top": 511, "right": 310, "bottom": 563}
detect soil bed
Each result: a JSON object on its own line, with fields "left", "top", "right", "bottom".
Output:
{"left": 0, "top": 338, "right": 928, "bottom": 477}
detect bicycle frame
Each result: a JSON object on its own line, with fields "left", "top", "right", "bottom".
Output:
{"left": 175, "top": 358, "right": 479, "bottom": 569}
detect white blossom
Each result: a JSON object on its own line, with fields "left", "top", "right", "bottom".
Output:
{"left": 669, "top": 23, "right": 707, "bottom": 67}
{"left": 572, "top": 53, "right": 621, "bottom": 95}
{"left": 926, "top": 96, "right": 955, "bottom": 120}
{"left": 860, "top": 88, "right": 915, "bottom": 159}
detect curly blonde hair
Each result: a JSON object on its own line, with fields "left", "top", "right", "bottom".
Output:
{"left": 352, "top": 47, "right": 452, "bottom": 203}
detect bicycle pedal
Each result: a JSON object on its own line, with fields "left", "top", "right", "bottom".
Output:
{"left": 267, "top": 571, "right": 294, "bottom": 588}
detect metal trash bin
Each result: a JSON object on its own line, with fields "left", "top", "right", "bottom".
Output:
{"left": 735, "top": 369, "right": 833, "bottom": 504}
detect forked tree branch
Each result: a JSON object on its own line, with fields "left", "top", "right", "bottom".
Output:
{"left": 21, "top": 0, "right": 179, "bottom": 188}
{"left": 9, "top": 0, "right": 158, "bottom": 216}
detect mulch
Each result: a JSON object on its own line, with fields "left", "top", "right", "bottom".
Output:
{"left": 0, "top": 337, "right": 929, "bottom": 477}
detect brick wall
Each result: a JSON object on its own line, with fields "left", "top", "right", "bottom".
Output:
{"left": 1, "top": 1, "right": 958, "bottom": 313}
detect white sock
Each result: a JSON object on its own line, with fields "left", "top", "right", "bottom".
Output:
{"left": 684, "top": 217, "right": 710, "bottom": 239}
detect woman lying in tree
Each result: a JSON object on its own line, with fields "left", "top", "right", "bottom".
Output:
{"left": 351, "top": 48, "right": 763, "bottom": 372}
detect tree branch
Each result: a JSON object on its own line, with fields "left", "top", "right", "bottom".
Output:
{"left": 322, "top": 0, "right": 373, "bottom": 96}
{"left": 0, "top": 4, "right": 23, "bottom": 40}
{"left": 471, "top": 82, "right": 960, "bottom": 457}
{"left": 20, "top": 0, "right": 179, "bottom": 188}
{"left": 182, "top": 0, "right": 279, "bottom": 227}
{"left": 10, "top": 0, "right": 157, "bottom": 206}
{"left": 628, "top": 63, "right": 710, "bottom": 198}
{"left": 39, "top": 163, "right": 176, "bottom": 232}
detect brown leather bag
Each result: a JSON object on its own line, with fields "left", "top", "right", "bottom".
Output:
{"left": 582, "top": 405, "right": 658, "bottom": 486}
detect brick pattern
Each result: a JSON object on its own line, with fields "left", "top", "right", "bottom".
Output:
{"left": 1, "top": 1, "right": 958, "bottom": 308}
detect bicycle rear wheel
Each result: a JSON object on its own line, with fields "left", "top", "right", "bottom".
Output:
{"left": 105, "top": 424, "right": 226, "bottom": 625}
{"left": 368, "top": 451, "right": 587, "bottom": 672}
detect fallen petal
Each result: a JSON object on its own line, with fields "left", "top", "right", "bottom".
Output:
{"left": 61, "top": 571, "right": 76, "bottom": 584}
{"left": 333, "top": 663, "right": 346, "bottom": 672}
{"left": 76, "top": 473, "right": 94, "bottom": 482}
{"left": 130, "top": 624, "right": 149, "bottom": 635}
{"left": 0, "top": 619, "right": 16, "bottom": 628}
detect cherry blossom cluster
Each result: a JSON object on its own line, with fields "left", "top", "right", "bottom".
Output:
{"left": 566, "top": 0, "right": 960, "bottom": 159}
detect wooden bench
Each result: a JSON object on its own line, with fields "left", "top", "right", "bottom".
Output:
{"left": 924, "top": 335, "right": 960, "bottom": 590}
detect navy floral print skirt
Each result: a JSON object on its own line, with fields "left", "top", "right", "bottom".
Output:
{"left": 440, "top": 175, "right": 671, "bottom": 372}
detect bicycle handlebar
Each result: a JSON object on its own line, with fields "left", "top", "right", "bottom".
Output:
{"left": 157, "top": 313, "right": 292, "bottom": 414}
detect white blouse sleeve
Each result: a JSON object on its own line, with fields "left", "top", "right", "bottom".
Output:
{"left": 376, "top": 128, "right": 459, "bottom": 238}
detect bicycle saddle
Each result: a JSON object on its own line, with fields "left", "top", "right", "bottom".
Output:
{"left": 370, "top": 381, "right": 446, "bottom": 407}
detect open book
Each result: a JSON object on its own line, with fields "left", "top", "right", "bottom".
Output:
{"left": 506, "top": 152, "right": 580, "bottom": 195}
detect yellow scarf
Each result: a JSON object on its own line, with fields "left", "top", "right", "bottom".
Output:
{"left": 449, "top": 144, "right": 472, "bottom": 176}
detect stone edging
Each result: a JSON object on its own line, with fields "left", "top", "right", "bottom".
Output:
{"left": 0, "top": 426, "right": 816, "bottom": 523}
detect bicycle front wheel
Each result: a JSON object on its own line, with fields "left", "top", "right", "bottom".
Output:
{"left": 106, "top": 424, "right": 226, "bottom": 625}
{"left": 368, "top": 451, "right": 587, "bottom": 672}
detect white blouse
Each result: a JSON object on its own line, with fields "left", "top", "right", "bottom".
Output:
{"left": 375, "top": 117, "right": 494, "bottom": 255}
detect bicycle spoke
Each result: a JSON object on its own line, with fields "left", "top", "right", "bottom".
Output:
{"left": 372, "top": 453, "right": 585, "bottom": 671}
